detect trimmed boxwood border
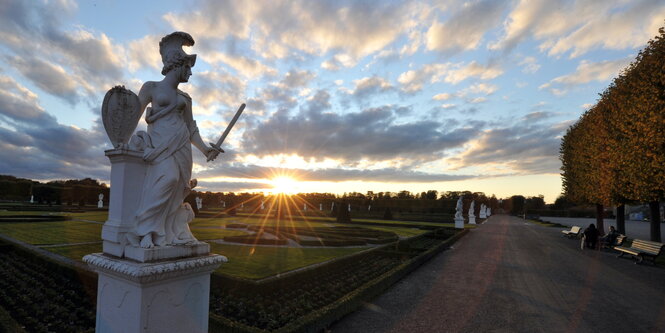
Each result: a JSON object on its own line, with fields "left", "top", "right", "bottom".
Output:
{"left": 209, "top": 228, "right": 468, "bottom": 332}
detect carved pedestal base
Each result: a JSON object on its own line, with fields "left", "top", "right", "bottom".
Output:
{"left": 469, "top": 216, "right": 476, "bottom": 225}
{"left": 454, "top": 217, "right": 464, "bottom": 229}
{"left": 83, "top": 253, "right": 226, "bottom": 333}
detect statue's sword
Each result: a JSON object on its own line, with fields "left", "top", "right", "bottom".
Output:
{"left": 208, "top": 103, "right": 245, "bottom": 162}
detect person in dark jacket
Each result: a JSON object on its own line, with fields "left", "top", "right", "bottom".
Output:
{"left": 583, "top": 223, "right": 599, "bottom": 248}
{"left": 601, "top": 225, "right": 619, "bottom": 248}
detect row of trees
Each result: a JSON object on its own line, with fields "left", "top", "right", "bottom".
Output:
{"left": 560, "top": 27, "right": 665, "bottom": 241}
{"left": 0, "top": 175, "right": 109, "bottom": 206}
{"left": 189, "top": 190, "right": 500, "bottom": 217}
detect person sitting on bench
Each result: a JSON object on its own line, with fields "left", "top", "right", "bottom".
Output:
{"left": 583, "top": 223, "right": 599, "bottom": 249}
{"left": 601, "top": 226, "right": 619, "bottom": 248}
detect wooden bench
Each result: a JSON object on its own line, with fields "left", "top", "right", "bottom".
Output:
{"left": 614, "top": 239, "right": 664, "bottom": 265}
{"left": 601, "top": 234, "right": 625, "bottom": 249}
{"left": 562, "top": 226, "right": 581, "bottom": 238}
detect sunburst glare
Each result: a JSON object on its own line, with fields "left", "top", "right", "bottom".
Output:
{"left": 270, "top": 176, "right": 301, "bottom": 194}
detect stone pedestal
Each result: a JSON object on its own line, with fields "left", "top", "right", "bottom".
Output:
{"left": 84, "top": 253, "right": 226, "bottom": 333}
{"left": 454, "top": 217, "right": 464, "bottom": 229}
{"left": 469, "top": 216, "right": 476, "bottom": 225}
{"left": 102, "top": 148, "right": 146, "bottom": 257}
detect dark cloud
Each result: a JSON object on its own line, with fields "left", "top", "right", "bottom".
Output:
{"left": 197, "top": 164, "right": 475, "bottom": 184}
{"left": 522, "top": 111, "right": 554, "bottom": 123}
{"left": 0, "top": 76, "right": 55, "bottom": 124}
{"left": 348, "top": 76, "right": 395, "bottom": 105}
{"left": 280, "top": 69, "right": 315, "bottom": 89}
{"left": 0, "top": 0, "right": 124, "bottom": 102}
{"left": 0, "top": 74, "right": 109, "bottom": 181}
{"left": 242, "top": 101, "right": 477, "bottom": 163}
{"left": 197, "top": 180, "right": 272, "bottom": 192}
{"left": 458, "top": 119, "right": 573, "bottom": 174}
{"left": 260, "top": 85, "right": 298, "bottom": 108}
{"left": 7, "top": 56, "right": 79, "bottom": 105}
{"left": 191, "top": 69, "right": 246, "bottom": 108}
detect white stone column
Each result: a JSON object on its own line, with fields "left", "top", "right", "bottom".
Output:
{"left": 84, "top": 254, "right": 225, "bottom": 333}
{"left": 102, "top": 148, "right": 146, "bottom": 257}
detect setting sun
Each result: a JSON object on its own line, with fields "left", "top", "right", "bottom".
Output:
{"left": 270, "top": 176, "right": 300, "bottom": 194}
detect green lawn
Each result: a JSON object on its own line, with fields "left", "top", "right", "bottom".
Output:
{"left": 362, "top": 225, "right": 428, "bottom": 237}
{"left": 45, "top": 241, "right": 371, "bottom": 280}
{"left": 0, "top": 210, "right": 442, "bottom": 279}
{"left": 0, "top": 210, "right": 66, "bottom": 216}
{"left": 209, "top": 243, "right": 370, "bottom": 279}
{"left": 0, "top": 221, "right": 102, "bottom": 245}
{"left": 190, "top": 227, "right": 250, "bottom": 240}
{"left": 65, "top": 211, "right": 108, "bottom": 222}
{"left": 47, "top": 243, "right": 102, "bottom": 260}
{"left": 191, "top": 216, "right": 336, "bottom": 229}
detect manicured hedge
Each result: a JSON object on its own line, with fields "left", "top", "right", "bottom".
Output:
{"left": 226, "top": 223, "right": 249, "bottom": 229}
{"left": 208, "top": 227, "right": 466, "bottom": 332}
{"left": 223, "top": 234, "right": 289, "bottom": 246}
{"left": 0, "top": 241, "right": 96, "bottom": 332}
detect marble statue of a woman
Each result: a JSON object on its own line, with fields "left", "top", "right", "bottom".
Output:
{"left": 127, "top": 32, "right": 220, "bottom": 248}
{"left": 455, "top": 196, "right": 463, "bottom": 220}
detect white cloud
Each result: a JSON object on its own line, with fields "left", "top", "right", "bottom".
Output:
{"left": 426, "top": 0, "right": 505, "bottom": 54}
{"left": 539, "top": 58, "right": 631, "bottom": 95}
{"left": 126, "top": 35, "right": 162, "bottom": 73}
{"left": 519, "top": 56, "right": 540, "bottom": 73}
{"left": 467, "top": 97, "right": 487, "bottom": 104}
{"left": 545, "top": 2, "right": 665, "bottom": 58}
{"left": 206, "top": 52, "right": 277, "bottom": 78}
{"left": 433, "top": 93, "right": 453, "bottom": 101}
{"left": 463, "top": 83, "right": 497, "bottom": 95}
{"left": 491, "top": 0, "right": 665, "bottom": 58}
{"left": 347, "top": 76, "right": 395, "bottom": 103}
{"left": 190, "top": 69, "right": 247, "bottom": 109}
{"left": 321, "top": 53, "right": 357, "bottom": 71}
{"left": 443, "top": 61, "right": 503, "bottom": 84}
{"left": 398, "top": 61, "right": 502, "bottom": 93}
{"left": 165, "top": 0, "right": 421, "bottom": 61}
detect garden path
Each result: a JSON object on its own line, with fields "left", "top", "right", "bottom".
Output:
{"left": 331, "top": 215, "right": 665, "bottom": 332}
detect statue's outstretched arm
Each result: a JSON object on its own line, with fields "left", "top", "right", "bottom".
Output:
{"left": 181, "top": 93, "right": 218, "bottom": 161}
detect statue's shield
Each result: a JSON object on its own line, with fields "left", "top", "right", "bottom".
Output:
{"left": 101, "top": 86, "right": 141, "bottom": 148}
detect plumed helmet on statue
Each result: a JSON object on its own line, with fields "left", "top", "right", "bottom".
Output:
{"left": 159, "top": 31, "right": 197, "bottom": 75}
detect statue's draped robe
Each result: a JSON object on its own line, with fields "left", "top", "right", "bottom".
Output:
{"left": 134, "top": 91, "right": 193, "bottom": 245}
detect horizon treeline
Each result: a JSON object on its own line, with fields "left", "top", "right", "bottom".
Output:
{"left": 0, "top": 174, "right": 556, "bottom": 217}
{"left": 560, "top": 26, "right": 665, "bottom": 241}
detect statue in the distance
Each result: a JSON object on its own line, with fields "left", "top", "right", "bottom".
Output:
{"left": 455, "top": 196, "right": 463, "bottom": 220}
{"left": 126, "top": 32, "right": 221, "bottom": 248}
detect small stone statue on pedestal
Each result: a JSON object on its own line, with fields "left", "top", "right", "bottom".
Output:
{"left": 98, "top": 193, "right": 104, "bottom": 208}
{"left": 479, "top": 203, "right": 487, "bottom": 219}
{"left": 454, "top": 196, "right": 464, "bottom": 229}
{"left": 469, "top": 201, "right": 476, "bottom": 224}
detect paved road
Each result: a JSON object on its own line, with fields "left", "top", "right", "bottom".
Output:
{"left": 539, "top": 216, "right": 665, "bottom": 241}
{"left": 331, "top": 215, "right": 665, "bottom": 333}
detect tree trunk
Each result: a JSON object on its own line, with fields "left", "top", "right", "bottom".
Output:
{"left": 616, "top": 204, "right": 626, "bottom": 235}
{"left": 649, "top": 201, "right": 661, "bottom": 242}
{"left": 596, "top": 204, "right": 605, "bottom": 236}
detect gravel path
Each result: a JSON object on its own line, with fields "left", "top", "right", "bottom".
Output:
{"left": 331, "top": 215, "right": 665, "bottom": 333}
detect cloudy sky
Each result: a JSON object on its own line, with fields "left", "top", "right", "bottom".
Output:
{"left": 1, "top": 0, "right": 663, "bottom": 203}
